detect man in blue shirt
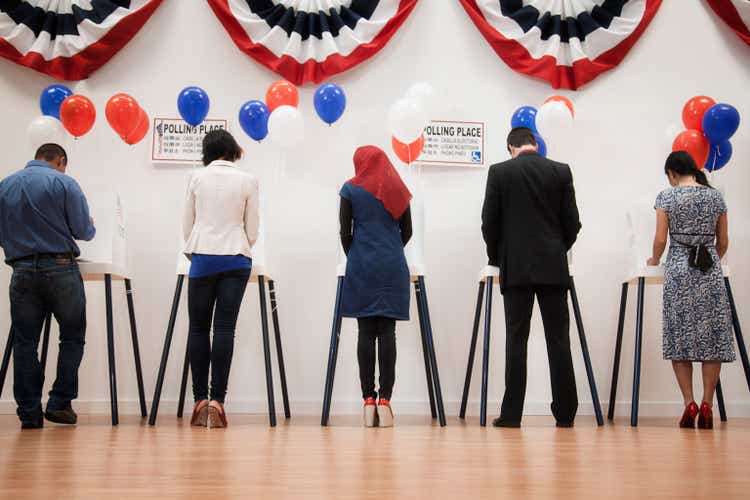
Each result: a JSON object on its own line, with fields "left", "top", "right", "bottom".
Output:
{"left": 0, "top": 144, "right": 96, "bottom": 428}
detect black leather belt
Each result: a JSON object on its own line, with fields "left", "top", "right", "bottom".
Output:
{"left": 10, "top": 253, "right": 75, "bottom": 264}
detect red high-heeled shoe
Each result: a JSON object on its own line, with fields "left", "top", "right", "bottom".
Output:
{"left": 697, "top": 402, "right": 713, "bottom": 430}
{"left": 679, "top": 401, "right": 699, "bottom": 428}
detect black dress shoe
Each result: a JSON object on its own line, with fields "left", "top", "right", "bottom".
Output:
{"left": 45, "top": 405, "right": 77, "bottom": 425}
{"left": 21, "top": 418, "right": 44, "bottom": 429}
{"left": 492, "top": 417, "right": 521, "bottom": 428}
{"left": 556, "top": 421, "right": 575, "bottom": 428}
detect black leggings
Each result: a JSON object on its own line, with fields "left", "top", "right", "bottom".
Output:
{"left": 187, "top": 269, "right": 250, "bottom": 403}
{"left": 357, "top": 316, "right": 396, "bottom": 400}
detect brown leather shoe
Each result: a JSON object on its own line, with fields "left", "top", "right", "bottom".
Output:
{"left": 207, "top": 401, "right": 228, "bottom": 429}
{"left": 190, "top": 400, "right": 209, "bottom": 427}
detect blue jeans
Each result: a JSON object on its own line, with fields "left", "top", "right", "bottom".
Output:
{"left": 188, "top": 268, "right": 251, "bottom": 403}
{"left": 10, "top": 258, "right": 86, "bottom": 421}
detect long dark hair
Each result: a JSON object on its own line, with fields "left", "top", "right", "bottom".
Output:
{"left": 664, "top": 151, "right": 712, "bottom": 188}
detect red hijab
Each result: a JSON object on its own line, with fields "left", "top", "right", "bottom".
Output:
{"left": 349, "top": 145, "right": 412, "bottom": 220}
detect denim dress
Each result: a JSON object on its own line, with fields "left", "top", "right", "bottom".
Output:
{"left": 340, "top": 182, "right": 410, "bottom": 320}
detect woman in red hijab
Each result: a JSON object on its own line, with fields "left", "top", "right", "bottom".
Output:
{"left": 340, "top": 145, "right": 412, "bottom": 427}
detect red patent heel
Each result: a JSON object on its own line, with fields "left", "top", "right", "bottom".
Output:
{"left": 697, "top": 402, "right": 713, "bottom": 430}
{"left": 679, "top": 401, "right": 699, "bottom": 428}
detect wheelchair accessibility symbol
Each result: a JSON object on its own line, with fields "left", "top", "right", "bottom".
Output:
{"left": 471, "top": 151, "right": 482, "bottom": 163}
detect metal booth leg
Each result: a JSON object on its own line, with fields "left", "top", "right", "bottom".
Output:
{"left": 148, "top": 275, "right": 185, "bottom": 426}
{"left": 630, "top": 277, "right": 645, "bottom": 427}
{"left": 569, "top": 277, "right": 604, "bottom": 426}
{"left": 716, "top": 379, "right": 727, "bottom": 422}
{"left": 321, "top": 277, "right": 344, "bottom": 426}
{"left": 416, "top": 276, "right": 446, "bottom": 427}
{"left": 104, "top": 274, "right": 119, "bottom": 426}
{"left": 124, "top": 280, "right": 147, "bottom": 418}
{"left": 480, "top": 277, "right": 494, "bottom": 427}
{"left": 268, "top": 280, "right": 291, "bottom": 419}
{"left": 258, "top": 276, "right": 277, "bottom": 427}
{"left": 460, "top": 281, "right": 485, "bottom": 419}
{"left": 608, "top": 283, "right": 628, "bottom": 421}
{"left": 725, "top": 278, "right": 750, "bottom": 393}
{"left": 415, "top": 281, "right": 437, "bottom": 419}
{"left": 176, "top": 340, "right": 189, "bottom": 418}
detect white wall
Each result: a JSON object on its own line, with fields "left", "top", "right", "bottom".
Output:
{"left": 0, "top": 0, "right": 748, "bottom": 418}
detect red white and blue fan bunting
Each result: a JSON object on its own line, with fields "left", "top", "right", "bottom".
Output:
{"left": 707, "top": 0, "right": 750, "bottom": 46}
{"left": 207, "top": 0, "right": 418, "bottom": 85}
{"left": 0, "top": 0, "right": 163, "bottom": 81}
{"left": 459, "top": 0, "right": 663, "bottom": 90}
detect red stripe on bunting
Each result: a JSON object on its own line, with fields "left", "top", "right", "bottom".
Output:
{"left": 707, "top": 0, "right": 750, "bottom": 46}
{"left": 207, "top": 0, "right": 418, "bottom": 85}
{"left": 0, "top": 0, "right": 163, "bottom": 81}
{"left": 459, "top": 0, "right": 662, "bottom": 90}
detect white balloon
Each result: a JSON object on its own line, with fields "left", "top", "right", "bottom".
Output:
{"left": 268, "top": 105, "right": 305, "bottom": 150}
{"left": 405, "top": 82, "right": 438, "bottom": 114}
{"left": 535, "top": 101, "right": 574, "bottom": 140}
{"left": 27, "top": 116, "right": 65, "bottom": 149}
{"left": 388, "top": 98, "right": 427, "bottom": 144}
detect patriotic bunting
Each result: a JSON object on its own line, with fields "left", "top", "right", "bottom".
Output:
{"left": 707, "top": 0, "right": 750, "bottom": 46}
{"left": 458, "top": 0, "right": 663, "bottom": 90}
{"left": 0, "top": 0, "right": 163, "bottom": 81}
{"left": 207, "top": 0, "right": 419, "bottom": 85}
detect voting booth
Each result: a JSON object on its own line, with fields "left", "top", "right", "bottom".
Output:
{"left": 0, "top": 193, "right": 147, "bottom": 426}
{"left": 148, "top": 203, "right": 291, "bottom": 427}
{"left": 457, "top": 254, "right": 604, "bottom": 427}
{"left": 321, "top": 178, "right": 447, "bottom": 427}
{"left": 606, "top": 204, "right": 750, "bottom": 426}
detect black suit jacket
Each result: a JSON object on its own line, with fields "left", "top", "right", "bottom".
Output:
{"left": 481, "top": 152, "right": 581, "bottom": 291}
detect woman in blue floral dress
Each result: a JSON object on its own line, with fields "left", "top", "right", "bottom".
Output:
{"left": 649, "top": 151, "right": 734, "bottom": 429}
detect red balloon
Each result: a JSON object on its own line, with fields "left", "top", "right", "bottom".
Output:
{"left": 60, "top": 95, "right": 96, "bottom": 138}
{"left": 392, "top": 135, "right": 424, "bottom": 164}
{"left": 672, "top": 130, "right": 710, "bottom": 168}
{"left": 543, "top": 95, "right": 574, "bottom": 118}
{"left": 106, "top": 93, "right": 141, "bottom": 141}
{"left": 682, "top": 96, "right": 716, "bottom": 132}
{"left": 125, "top": 108, "right": 150, "bottom": 145}
{"left": 266, "top": 80, "right": 299, "bottom": 112}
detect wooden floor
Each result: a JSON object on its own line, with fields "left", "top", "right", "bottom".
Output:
{"left": 0, "top": 413, "right": 748, "bottom": 499}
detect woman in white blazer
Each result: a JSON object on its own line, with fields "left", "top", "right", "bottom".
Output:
{"left": 182, "top": 129, "right": 259, "bottom": 428}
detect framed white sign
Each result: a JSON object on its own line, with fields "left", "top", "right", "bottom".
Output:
{"left": 151, "top": 118, "right": 229, "bottom": 165}
{"left": 420, "top": 120, "right": 485, "bottom": 167}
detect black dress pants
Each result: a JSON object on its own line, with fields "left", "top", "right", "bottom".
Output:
{"left": 500, "top": 285, "right": 578, "bottom": 423}
{"left": 357, "top": 316, "right": 396, "bottom": 400}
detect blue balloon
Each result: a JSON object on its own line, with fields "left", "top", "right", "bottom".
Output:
{"left": 704, "top": 140, "right": 732, "bottom": 172}
{"left": 702, "top": 103, "right": 740, "bottom": 144}
{"left": 510, "top": 106, "right": 538, "bottom": 133}
{"left": 535, "top": 134, "right": 547, "bottom": 157}
{"left": 238, "top": 100, "right": 270, "bottom": 142}
{"left": 178, "top": 86, "right": 210, "bottom": 126}
{"left": 314, "top": 83, "right": 346, "bottom": 125}
{"left": 39, "top": 84, "right": 73, "bottom": 120}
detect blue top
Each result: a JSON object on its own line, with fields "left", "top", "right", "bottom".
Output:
{"left": 340, "top": 182, "right": 410, "bottom": 320}
{"left": 189, "top": 254, "right": 252, "bottom": 279}
{"left": 0, "top": 161, "right": 96, "bottom": 262}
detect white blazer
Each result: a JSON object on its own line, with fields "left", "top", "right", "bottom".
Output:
{"left": 182, "top": 160, "right": 260, "bottom": 259}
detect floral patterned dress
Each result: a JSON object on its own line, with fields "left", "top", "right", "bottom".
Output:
{"left": 655, "top": 186, "right": 735, "bottom": 362}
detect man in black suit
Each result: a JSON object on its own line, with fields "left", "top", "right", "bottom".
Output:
{"left": 481, "top": 127, "right": 581, "bottom": 428}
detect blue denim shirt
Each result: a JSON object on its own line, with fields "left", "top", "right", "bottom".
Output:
{"left": 0, "top": 160, "right": 96, "bottom": 262}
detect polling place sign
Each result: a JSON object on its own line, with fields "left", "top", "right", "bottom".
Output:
{"left": 151, "top": 118, "right": 228, "bottom": 164}
{"left": 420, "top": 120, "right": 485, "bottom": 167}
